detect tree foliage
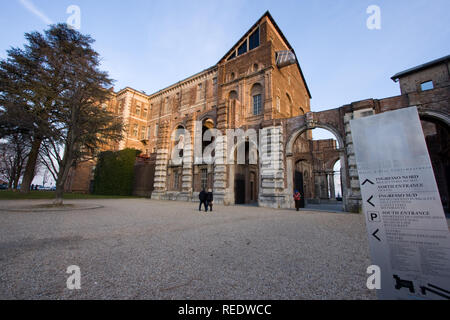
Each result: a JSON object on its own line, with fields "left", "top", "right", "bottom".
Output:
{"left": 0, "top": 24, "right": 123, "bottom": 203}
{"left": 93, "top": 149, "right": 140, "bottom": 196}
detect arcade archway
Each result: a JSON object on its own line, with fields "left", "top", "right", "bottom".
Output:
{"left": 420, "top": 114, "right": 449, "bottom": 213}
{"left": 286, "top": 124, "right": 347, "bottom": 211}
{"left": 232, "top": 141, "right": 259, "bottom": 205}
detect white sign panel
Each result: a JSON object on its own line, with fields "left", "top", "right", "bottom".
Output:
{"left": 350, "top": 107, "right": 450, "bottom": 300}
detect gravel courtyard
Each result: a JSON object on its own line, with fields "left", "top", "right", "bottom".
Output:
{"left": 0, "top": 199, "right": 376, "bottom": 300}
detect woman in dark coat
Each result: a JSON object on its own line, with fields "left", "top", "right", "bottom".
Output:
{"left": 206, "top": 189, "right": 213, "bottom": 212}
{"left": 293, "top": 190, "right": 301, "bottom": 211}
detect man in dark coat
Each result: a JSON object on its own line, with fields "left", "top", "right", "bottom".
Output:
{"left": 199, "top": 189, "right": 208, "bottom": 212}
{"left": 206, "top": 189, "right": 213, "bottom": 212}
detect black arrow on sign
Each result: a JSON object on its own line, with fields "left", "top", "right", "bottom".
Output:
{"left": 367, "top": 195, "right": 375, "bottom": 207}
{"left": 362, "top": 179, "right": 374, "bottom": 186}
{"left": 372, "top": 229, "right": 381, "bottom": 242}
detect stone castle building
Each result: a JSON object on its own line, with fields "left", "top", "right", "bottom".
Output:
{"left": 66, "top": 12, "right": 449, "bottom": 213}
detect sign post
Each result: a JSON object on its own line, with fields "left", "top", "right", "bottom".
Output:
{"left": 350, "top": 107, "right": 450, "bottom": 300}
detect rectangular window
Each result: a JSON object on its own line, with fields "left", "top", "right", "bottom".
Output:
{"left": 421, "top": 81, "right": 434, "bottom": 91}
{"left": 140, "top": 126, "right": 146, "bottom": 140}
{"left": 147, "top": 126, "right": 151, "bottom": 139}
{"left": 155, "top": 124, "right": 159, "bottom": 137}
{"left": 201, "top": 168, "right": 208, "bottom": 190}
{"left": 253, "top": 94, "right": 262, "bottom": 115}
{"left": 238, "top": 41, "right": 247, "bottom": 56}
{"left": 133, "top": 124, "right": 138, "bottom": 137}
{"left": 135, "top": 103, "right": 141, "bottom": 116}
{"left": 249, "top": 27, "right": 260, "bottom": 50}
{"left": 142, "top": 107, "right": 148, "bottom": 118}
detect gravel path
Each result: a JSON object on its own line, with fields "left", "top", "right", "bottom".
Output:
{"left": 0, "top": 199, "right": 376, "bottom": 300}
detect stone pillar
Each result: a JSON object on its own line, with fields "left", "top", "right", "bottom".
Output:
{"left": 343, "top": 112, "right": 362, "bottom": 212}
{"left": 151, "top": 120, "right": 170, "bottom": 200}
{"left": 180, "top": 117, "right": 194, "bottom": 201}
{"left": 214, "top": 103, "right": 229, "bottom": 205}
{"left": 328, "top": 171, "right": 336, "bottom": 200}
{"left": 320, "top": 172, "right": 329, "bottom": 199}
{"left": 259, "top": 126, "right": 288, "bottom": 209}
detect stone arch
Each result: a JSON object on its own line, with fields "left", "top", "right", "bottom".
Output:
{"left": 325, "top": 155, "right": 341, "bottom": 172}
{"left": 418, "top": 108, "right": 450, "bottom": 212}
{"left": 231, "top": 139, "right": 260, "bottom": 205}
{"left": 286, "top": 123, "right": 345, "bottom": 156}
{"left": 418, "top": 109, "right": 450, "bottom": 126}
{"left": 228, "top": 90, "right": 238, "bottom": 100}
{"left": 170, "top": 123, "right": 186, "bottom": 162}
{"left": 285, "top": 122, "right": 348, "bottom": 211}
{"left": 228, "top": 135, "right": 259, "bottom": 164}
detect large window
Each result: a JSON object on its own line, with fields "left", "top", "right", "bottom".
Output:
{"left": 133, "top": 124, "right": 138, "bottom": 137}
{"left": 249, "top": 27, "right": 260, "bottom": 50}
{"left": 253, "top": 94, "right": 262, "bottom": 115}
{"left": 142, "top": 107, "right": 148, "bottom": 119}
{"left": 140, "top": 126, "right": 146, "bottom": 140}
{"left": 227, "top": 51, "right": 236, "bottom": 61}
{"left": 237, "top": 41, "right": 247, "bottom": 56}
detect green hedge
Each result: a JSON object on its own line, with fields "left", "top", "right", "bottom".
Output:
{"left": 93, "top": 148, "right": 140, "bottom": 196}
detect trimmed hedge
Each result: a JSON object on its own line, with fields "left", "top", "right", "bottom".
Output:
{"left": 93, "top": 148, "right": 141, "bottom": 196}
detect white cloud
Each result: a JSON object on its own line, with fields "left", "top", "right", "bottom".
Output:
{"left": 18, "top": 0, "right": 53, "bottom": 25}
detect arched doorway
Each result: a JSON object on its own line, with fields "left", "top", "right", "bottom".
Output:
{"left": 420, "top": 114, "right": 450, "bottom": 213}
{"left": 194, "top": 117, "right": 215, "bottom": 192}
{"left": 286, "top": 124, "right": 347, "bottom": 211}
{"left": 168, "top": 124, "right": 186, "bottom": 191}
{"left": 233, "top": 141, "right": 259, "bottom": 205}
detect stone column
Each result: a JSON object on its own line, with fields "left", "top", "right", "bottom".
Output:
{"left": 343, "top": 112, "right": 362, "bottom": 212}
{"left": 180, "top": 117, "right": 194, "bottom": 201}
{"left": 151, "top": 120, "right": 170, "bottom": 200}
{"left": 329, "top": 171, "right": 336, "bottom": 200}
{"left": 214, "top": 103, "right": 229, "bottom": 205}
{"left": 259, "top": 126, "right": 288, "bottom": 209}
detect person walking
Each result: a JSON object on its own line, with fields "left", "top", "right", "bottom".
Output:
{"left": 199, "top": 189, "right": 208, "bottom": 212}
{"left": 206, "top": 189, "right": 213, "bottom": 212}
{"left": 293, "top": 190, "right": 302, "bottom": 211}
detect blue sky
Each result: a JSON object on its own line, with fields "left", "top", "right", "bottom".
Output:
{"left": 1, "top": 0, "right": 448, "bottom": 186}
{"left": 1, "top": 0, "right": 449, "bottom": 111}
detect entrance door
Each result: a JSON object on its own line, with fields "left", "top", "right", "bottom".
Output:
{"left": 235, "top": 173, "right": 245, "bottom": 204}
{"left": 295, "top": 170, "right": 305, "bottom": 208}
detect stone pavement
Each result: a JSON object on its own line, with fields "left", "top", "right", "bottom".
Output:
{"left": 0, "top": 199, "right": 376, "bottom": 300}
